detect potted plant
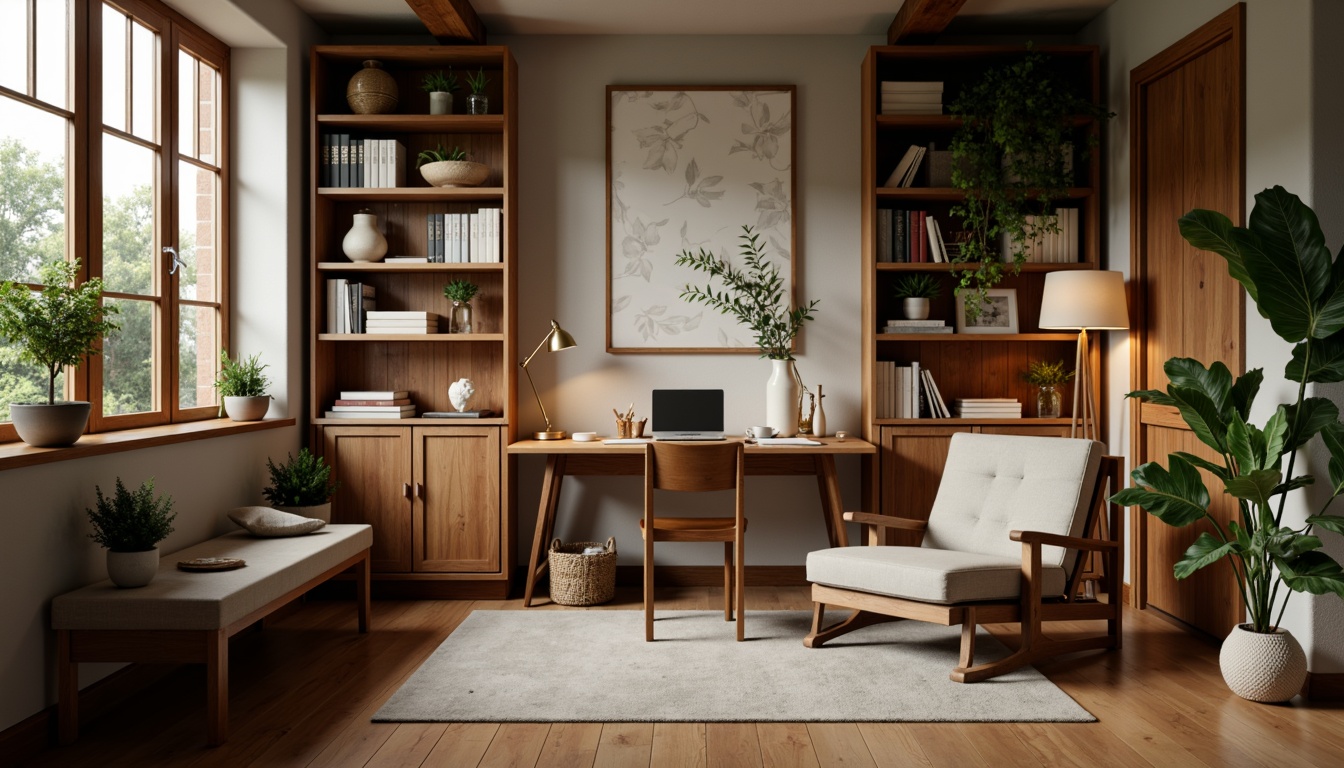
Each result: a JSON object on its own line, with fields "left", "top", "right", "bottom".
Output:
{"left": 1112, "top": 186, "right": 1344, "bottom": 703}
{"left": 677, "top": 225, "right": 819, "bottom": 436}
{"left": 947, "top": 47, "right": 1112, "bottom": 316}
{"left": 465, "top": 67, "right": 489, "bottom": 115}
{"left": 417, "top": 144, "right": 488, "bottom": 188}
{"left": 216, "top": 350, "right": 270, "bottom": 421}
{"left": 263, "top": 447, "right": 339, "bottom": 522}
{"left": 1023, "top": 359, "right": 1073, "bottom": 418}
{"left": 893, "top": 273, "right": 942, "bottom": 320}
{"left": 443, "top": 279, "right": 480, "bottom": 333}
{"left": 0, "top": 259, "right": 121, "bottom": 447}
{"left": 421, "top": 69, "right": 458, "bottom": 115}
{"left": 86, "top": 477, "right": 176, "bottom": 588}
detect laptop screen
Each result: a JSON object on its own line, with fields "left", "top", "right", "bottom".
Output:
{"left": 652, "top": 389, "right": 724, "bottom": 432}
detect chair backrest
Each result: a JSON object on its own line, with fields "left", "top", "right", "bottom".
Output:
{"left": 645, "top": 441, "right": 744, "bottom": 492}
{"left": 922, "top": 433, "right": 1102, "bottom": 573}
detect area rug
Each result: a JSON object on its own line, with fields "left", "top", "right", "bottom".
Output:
{"left": 373, "top": 610, "right": 1094, "bottom": 723}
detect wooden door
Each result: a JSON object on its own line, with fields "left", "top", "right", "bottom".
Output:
{"left": 413, "top": 426, "right": 502, "bottom": 572}
{"left": 880, "top": 425, "right": 974, "bottom": 545}
{"left": 322, "top": 426, "right": 413, "bottom": 572}
{"left": 1130, "top": 5, "right": 1245, "bottom": 637}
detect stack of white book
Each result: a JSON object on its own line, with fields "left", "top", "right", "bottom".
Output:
{"left": 326, "top": 279, "right": 375, "bottom": 334}
{"left": 365, "top": 311, "right": 439, "bottom": 335}
{"left": 953, "top": 398, "right": 1022, "bottom": 419}
{"left": 882, "top": 320, "right": 952, "bottom": 335}
{"left": 876, "top": 361, "right": 953, "bottom": 418}
{"left": 880, "top": 81, "right": 943, "bottom": 115}
{"left": 425, "top": 208, "right": 504, "bottom": 263}
{"left": 325, "top": 390, "right": 415, "bottom": 419}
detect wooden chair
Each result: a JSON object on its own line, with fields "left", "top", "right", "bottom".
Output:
{"left": 804, "top": 432, "right": 1123, "bottom": 682}
{"left": 642, "top": 441, "right": 747, "bottom": 641}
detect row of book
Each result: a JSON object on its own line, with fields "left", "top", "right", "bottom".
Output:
{"left": 875, "top": 361, "right": 945, "bottom": 418}
{"left": 884, "top": 144, "right": 927, "bottom": 187}
{"left": 876, "top": 209, "right": 956, "bottom": 263}
{"left": 880, "top": 81, "right": 943, "bottom": 116}
{"left": 1002, "top": 208, "right": 1081, "bottom": 264}
{"left": 325, "top": 279, "right": 375, "bottom": 334}
{"left": 425, "top": 209, "right": 504, "bottom": 263}
{"left": 325, "top": 390, "right": 416, "bottom": 420}
{"left": 320, "top": 136, "right": 407, "bottom": 188}
{"left": 366, "top": 311, "right": 441, "bottom": 335}
{"left": 881, "top": 319, "right": 952, "bottom": 335}
{"left": 953, "top": 398, "right": 1023, "bottom": 418}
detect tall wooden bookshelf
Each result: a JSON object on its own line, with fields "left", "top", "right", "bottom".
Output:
{"left": 860, "top": 45, "right": 1103, "bottom": 538}
{"left": 309, "top": 46, "right": 517, "bottom": 597}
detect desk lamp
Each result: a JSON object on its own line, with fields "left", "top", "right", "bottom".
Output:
{"left": 520, "top": 320, "right": 577, "bottom": 440}
{"left": 1038, "top": 271, "right": 1129, "bottom": 442}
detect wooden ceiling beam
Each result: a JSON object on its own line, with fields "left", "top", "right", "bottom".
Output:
{"left": 887, "top": 0, "right": 969, "bottom": 44}
{"left": 404, "top": 0, "right": 486, "bottom": 44}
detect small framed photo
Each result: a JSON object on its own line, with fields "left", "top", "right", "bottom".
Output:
{"left": 955, "top": 288, "right": 1019, "bottom": 334}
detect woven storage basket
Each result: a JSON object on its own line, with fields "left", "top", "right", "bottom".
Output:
{"left": 548, "top": 537, "right": 617, "bottom": 606}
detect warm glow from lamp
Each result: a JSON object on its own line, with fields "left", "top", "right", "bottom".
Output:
{"left": 520, "top": 320, "right": 577, "bottom": 440}
{"left": 1039, "top": 271, "right": 1129, "bottom": 442}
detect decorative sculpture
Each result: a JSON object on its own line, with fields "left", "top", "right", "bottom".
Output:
{"left": 448, "top": 378, "right": 476, "bottom": 413}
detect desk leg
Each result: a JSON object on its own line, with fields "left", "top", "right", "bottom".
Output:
{"left": 206, "top": 629, "right": 228, "bottom": 746}
{"left": 58, "top": 629, "right": 77, "bottom": 745}
{"left": 815, "top": 455, "right": 849, "bottom": 548}
{"left": 523, "top": 455, "right": 567, "bottom": 607}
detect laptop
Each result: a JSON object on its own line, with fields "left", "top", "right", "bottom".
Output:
{"left": 651, "top": 389, "right": 727, "bottom": 441}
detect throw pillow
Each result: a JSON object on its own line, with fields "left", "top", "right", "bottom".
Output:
{"left": 228, "top": 506, "right": 327, "bottom": 537}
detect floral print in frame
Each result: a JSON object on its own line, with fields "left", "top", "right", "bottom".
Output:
{"left": 607, "top": 86, "right": 796, "bottom": 353}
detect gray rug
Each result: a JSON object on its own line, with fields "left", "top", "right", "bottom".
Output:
{"left": 373, "top": 610, "right": 1094, "bottom": 723}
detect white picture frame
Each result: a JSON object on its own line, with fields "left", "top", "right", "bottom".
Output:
{"left": 955, "top": 289, "right": 1019, "bottom": 334}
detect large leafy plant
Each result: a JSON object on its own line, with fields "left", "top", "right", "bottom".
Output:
{"left": 1112, "top": 187, "right": 1344, "bottom": 634}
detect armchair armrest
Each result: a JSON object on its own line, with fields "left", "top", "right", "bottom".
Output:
{"left": 1010, "top": 529, "right": 1119, "bottom": 551}
{"left": 843, "top": 512, "right": 928, "bottom": 532}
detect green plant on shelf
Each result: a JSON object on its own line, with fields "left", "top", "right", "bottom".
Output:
{"left": 892, "top": 273, "right": 942, "bottom": 300}
{"left": 421, "top": 69, "right": 458, "bottom": 93}
{"left": 466, "top": 67, "right": 489, "bottom": 95}
{"left": 215, "top": 350, "right": 270, "bottom": 398}
{"left": 1023, "top": 359, "right": 1074, "bottom": 386}
{"left": 417, "top": 144, "right": 467, "bottom": 166}
{"left": 443, "top": 279, "right": 480, "bottom": 304}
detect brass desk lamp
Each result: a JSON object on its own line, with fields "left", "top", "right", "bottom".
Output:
{"left": 519, "top": 320, "right": 577, "bottom": 440}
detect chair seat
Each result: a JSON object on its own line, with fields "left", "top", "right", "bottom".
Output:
{"left": 640, "top": 517, "right": 746, "bottom": 542}
{"left": 806, "top": 546, "right": 1067, "bottom": 605}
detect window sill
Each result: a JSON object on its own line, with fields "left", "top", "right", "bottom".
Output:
{"left": 0, "top": 417, "right": 297, "bottom": 472}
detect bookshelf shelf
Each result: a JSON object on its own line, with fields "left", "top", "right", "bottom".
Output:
{"left": 316, "top": 114, "right": 504, "bottom": 133}
{"left": 317, "top": 187, "right": 504, "bottom": 202}
{"left": 317, "top": 333, "right": 505, "bottom": 342}
{"left": 875, "top": 417, "right": 1075, "bottom": 426}
{"left": 318, "top": 261, "right": 505, "bottom": 273}
{"left": 875, "top": 262, "right": 1093, "bottom": 272}
{"left": 876, "top": 186, "right": 1092, "bottom": 200}
{"left": 876, "top": 333, "right": 1077, "bottom": 342}
{"left": 315, "top": 416, "right": 508, "bottom": 426}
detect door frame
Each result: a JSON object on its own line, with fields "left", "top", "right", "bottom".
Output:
{"left": 1128, "top": 2, "right": 1245, "bottom": 610}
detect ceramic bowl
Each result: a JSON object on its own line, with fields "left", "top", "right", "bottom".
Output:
{"left": 419, "top": 160, "right": 489, "bottom": 188}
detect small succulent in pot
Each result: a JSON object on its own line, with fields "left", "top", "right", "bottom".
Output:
{"left": 465, "top": 67, "right": 490, "bottom": 114}
{"left": 443, "top": 279, "right": 480, "bottom": 304}
{"left": 893, "top": 273, "right": 942, "bottom": 320}
{"left": 417, "top": 144, "right": 488, "bottom": 188}
{"left": 216, "top": 350, "right": 271, "bottom": 420}
{"left": 421, "top": 69, "right": 459, "bottom": 115}
{"left": 417, "top": 144, "right": 468, "bottom": 166}
{"left": 444, "top": 279, "right": 480, "bottom": 333}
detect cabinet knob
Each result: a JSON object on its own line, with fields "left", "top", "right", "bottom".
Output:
{"left": 402, "top": 482, "right": 411, "bottom": 499}
{"left": 415, "top": 482, "right": 424, "bottom": 499}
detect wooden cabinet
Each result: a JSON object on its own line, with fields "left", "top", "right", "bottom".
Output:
{"left": 310, "top": 46, "right": 518, "bottom": 597}
{"left": 862, "top": 45, "right": 1103, "bottom": 519}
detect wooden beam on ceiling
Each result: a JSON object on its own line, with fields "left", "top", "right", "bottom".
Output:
{"left": 405, "top": 0, "right": 486, "bottom": 44}
{"left": 887, "top": 0, "right": 969, "bottom": 44}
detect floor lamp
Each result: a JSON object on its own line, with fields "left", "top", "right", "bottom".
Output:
{"left": 1038, "top": 270, "right": 1129, "bottom": 442}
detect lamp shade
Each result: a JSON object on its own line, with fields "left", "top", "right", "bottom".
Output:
{"left": 549, "top": 321, "right": 577, "bottom": 352}
{"left": 1038, "top": 271, "right": 1129, "bottom": 330}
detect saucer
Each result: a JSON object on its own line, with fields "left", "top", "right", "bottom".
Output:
{"left": 572, "top": 432, "right": 599, "bottom": 442}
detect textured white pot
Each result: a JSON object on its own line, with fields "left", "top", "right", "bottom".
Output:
{"left": 419, "top": 160, "right": 489, "bottom": 188}
{"left": 107, "top": 548, "right": 159, "bottom": 588}
{"left": 765, "top": 359, "right": 799, "bottom": 437}
{"left": 223, "top": 395, "right": 270, "bottom": 421}
{"left": 9, "top": 401, "right": 91, "bottom": 447}
{"left": 1219, "top": 624, "right": 1307, "bottom": 702}
{"left": 342, "top": 211, "right": 388, "bottom": 262}
{"left": 902, "top": 297, "right": 931, "bottom": 320}
{"left": 428, "top": 91, "right": 452, "bottom": 115}
{"left": 276, "top": 502, "right": 332, "bottom": 523}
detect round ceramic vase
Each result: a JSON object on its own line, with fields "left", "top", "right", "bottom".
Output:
{"left": 343, "top": 211, "right": 388, "bottom": 262}
{"left": 765, "top": 359, "right": 799, "bottom": 437}
{"left": 1219, "top": 624, "right": 1307, "bottom": 702}
{"left": 107, "top": 548, "right": 160, "bottom": 588}
{"left": 346, "top": 60, "right": 398, "bottom": 115}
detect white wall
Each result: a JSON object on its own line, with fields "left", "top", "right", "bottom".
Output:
{"left": 498, "top": 35, "right": 880, "bottom": 566}
{"left": 0, "top": 0, "right": 321, "bottom": 734}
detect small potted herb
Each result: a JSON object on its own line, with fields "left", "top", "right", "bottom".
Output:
{"left": 264, "top": 447, "right": 339, "bottom": 522}
{"left": 892, "top": 273, "right": 942, "bottom": 320}
{"left": 443, "top": 279, "right": 480, "bottom": 333}
{"left": 86, "top": 477, "right": 176, "bottom": 588}
{"left": 1023, "top": 359, "right": 1074, "bottom": 418}
{"left": 465, "top": 67, "right": 489, "bottom": 114}
{"left": 216, "top": 350, "right": 270, "bottom": 421}
{"left": 0, "top": 259, "right": 121, "bottom": 447}
{"left": 417, "top": 144, "right": 488, "bottom": 188}
{"left": 421, "top": 69, "right": 459, "bottom": 115}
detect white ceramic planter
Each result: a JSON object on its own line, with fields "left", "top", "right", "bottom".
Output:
{"left": 223, "top": 395, "right": 270, "bottom": 421}
{"left": 419, "top": 160, "right": 489, "bottom": 188}
{"left": 902, "top": 297, "right": 931, "bottom": 320}
{"left": 1219, "top": 624, "right": 1307, "bottom": 702}
{"left": 342, "top": 211, "right": 388, "bottom": 262}
{"left": 276, "top": 502, "right": 332, "bottom": 523}
{"left": 9, "top": 401, "right": 91, "bottom": 447}
{"left": 107, "top": 547, "right": 160, "bottom": 588}
{"left": 765, "top": 359, "right": 799, "bottom": 437}
{"left": 429, "top": 91, "right": 452, "bottom": 115}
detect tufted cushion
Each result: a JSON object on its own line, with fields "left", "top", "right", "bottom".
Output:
{"left": 922, "top": 433, "right": 1101, "bottom": 576}
{"left": 228, "top": 506, "right": 326, "bottom": 537}
{"left": 807, "top": 546, "right": 1067, "bottom": 604}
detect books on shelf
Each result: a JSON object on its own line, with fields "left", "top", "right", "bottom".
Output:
{"left": 323, "top": 409, "right": 417, "bottom": 419}
{"left": 1002, "top": 208, "right": 1080, "bottom": 263}
{"left": 879, "top": 81, "right": 943, "bottom": 115}
{"left": 322, "top": 135, "right": 406, "bottom": 188}
{"left": 884, "top": 145, "right": 926, "bottom": 187}
{"left": 876, "top": 210, "right": 949, "bottom": 263}
{"left": 365, "top": 310, "right": 440, "bottom": 335}
{"left": 333, "top": 398, "right": 411, "bottom": 406}
{"left": 424, "top": 208, "right": 504, "bottom": 263}
{"left": 882, "top": 319, "right": 952, "bottom": 334}
{"left": 340, "top": 390, "right": 408, "bottom": 400}
{"left": 384, "top": 256, "right": 429, "bottom": 263}
{"left": 423, "top": 410, "right": 496, "bottom": 418}
{"left": 328, "top": 389, "right": 417, "bottom": 419}
{"left": 325, "top": 279, "right": 375, "bottom": 333}
{"left": 329, "top": 404, "right": 417, "bottom": 414}
{"left": 953, "top": 398, "right": 1023, "bottom": 419}
{"left": 876, "top": 361, "right": 957, "bottom": 419}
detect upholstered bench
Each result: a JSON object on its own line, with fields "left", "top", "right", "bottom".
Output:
{"left": 52, "top": 524, "right": 372, "bottom": 746}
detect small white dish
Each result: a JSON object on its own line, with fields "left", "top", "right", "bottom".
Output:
{"left": 572, "top": 432, "right": 599, "bottom": 442}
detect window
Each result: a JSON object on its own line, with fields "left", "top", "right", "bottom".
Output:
{"left": 0, "top": 0, "right": 229, "bottom": 441}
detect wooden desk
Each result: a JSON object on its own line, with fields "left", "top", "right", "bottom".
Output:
{"left": 508, "top": 437, "right": 876, "bottom": 606}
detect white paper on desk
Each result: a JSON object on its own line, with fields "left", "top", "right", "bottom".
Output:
{"left": 756, "top": 437, "right": 823, "bottom": 446}
{"left": 602, "top": 438, "right": 653, "bottom": 445}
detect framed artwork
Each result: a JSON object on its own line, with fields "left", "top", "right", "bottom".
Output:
{"left": 955, "top": 289, "right": 1019, "bottom": 334}
{"left": 607, "top": 85, "right": 796, "bottom": 353}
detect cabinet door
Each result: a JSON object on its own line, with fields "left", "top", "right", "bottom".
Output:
{"left": 413, "top": 426, "right": 502, "bottom": 573}
{"left": 322, "top": 427, "right": 413, "bottom": 572}
{"left": 880, "top": 426, "right": 974, "bottom": 545}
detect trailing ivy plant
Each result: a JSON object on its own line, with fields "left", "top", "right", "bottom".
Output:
{"left": 947, "top": 47, "right": 1112, "bottom": 316}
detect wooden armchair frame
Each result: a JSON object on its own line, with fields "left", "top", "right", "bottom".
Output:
{"left": 804, "top": 456, "right": 1123, "bottom": 683}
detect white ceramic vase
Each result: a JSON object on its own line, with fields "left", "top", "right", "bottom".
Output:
{"left": 1219, "top": 624, "right": 1307, "bottom": 702}
{"left": 223, "top": 395, "right": 270, "bottom": 421}
{"left": 429, "top": 91, "right": 452, "bottom": 115}
{"left": 342, "top": 211, "right": 388, "bottom": 262}
{"left": 276, "top": 503, "right": 332, "bottom": 523}
{"left": 813, "top": 384, "right": 827, "bottom": 438}
{"left": 765, "top": 359, "right": 799, "bottom": 437}
{"left": 902, "top": 297, "right": 930, "bottom": 320}
{"left": 107, "top": 548, "right": 160, "bottom": 588}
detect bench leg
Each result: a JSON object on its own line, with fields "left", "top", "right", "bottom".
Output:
{"left": 355, "top": 552, "right": 370, "bottom": 633}
{"left": 58, "top": 630, "right": 78, "bottom": 745}
{"left": 206, "top": 629, "right": 227, "bottom": 746}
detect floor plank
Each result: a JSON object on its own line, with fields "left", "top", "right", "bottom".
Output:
{"left": 855, "top": 723, "right": 930, "bottom": 768}
{"left": 757, "top": 723, "right": 820, "bottom": 768}
{"left": 536, "top": 722, "right": 603, "bottom": 768}
{"left": 707, "top": 722, "right": 763, "bottom": 768}
{"left": 593, "top": 722, "right": 653, "bottom": 768}
{"left": 365, "top": 723, "right": 448, "bottom": 768}
{"left": 807, "top": 723, "right": 878, "bottom": 767}
{"left": 479, "top": 722, "right": 550, "bottom": 768}
{"left": 422, "top": 723, "right": 500, "bottom": 768}
{"left": 651, "top": 723, "right": 706, "bottom": 768}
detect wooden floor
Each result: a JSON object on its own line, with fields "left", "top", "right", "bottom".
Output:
{"left": 25, "top": 586, "right": 1344, "bottom": 767}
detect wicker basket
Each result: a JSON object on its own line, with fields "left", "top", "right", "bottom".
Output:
{"left": 548, "top": 537, "right": 617, "bottom": 606}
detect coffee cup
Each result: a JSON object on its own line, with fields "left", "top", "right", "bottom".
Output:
{"left": 745, "top": 425, "right": 777, "bottom": 439}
